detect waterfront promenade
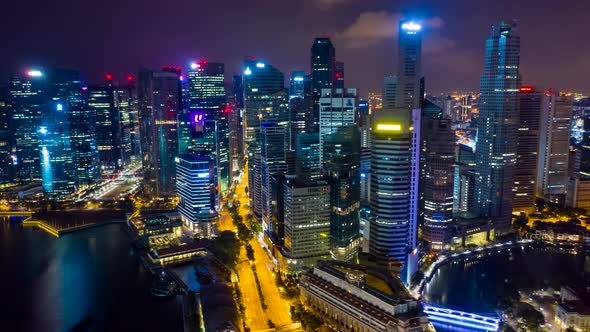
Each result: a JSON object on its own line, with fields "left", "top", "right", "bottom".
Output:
{"left": 16, "top": 209, "right": 128, "bottom": 237}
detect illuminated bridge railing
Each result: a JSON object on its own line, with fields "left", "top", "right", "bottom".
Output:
{"left": 422, "top": 303, "right": 500, "bottom": 331}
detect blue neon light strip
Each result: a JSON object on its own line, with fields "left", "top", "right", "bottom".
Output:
{"left": 427, "top": 315, "right": 499, "bottom": 331}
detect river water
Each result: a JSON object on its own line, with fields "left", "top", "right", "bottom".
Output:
{"left": 0, "top": 217, "right": 183, "bottom": 332}
{"left": 422, "top": 245, "right": 590, "bottom": 330}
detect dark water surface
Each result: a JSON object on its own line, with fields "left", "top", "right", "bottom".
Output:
{"left": 0, "top": 217, "right": 183, "bottom": 332}
{"left": 422, "top": 246, "right": 590, "bottom": 330}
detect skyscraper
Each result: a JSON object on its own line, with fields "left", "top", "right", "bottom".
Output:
{"left": 0, "top": 87, "right": 15, "bottom": 182}
{"left": 243, "top": 57, "right": 285, "bottom": 141}
{"left": 323, "top": 125, "right": 361, "bottom": 261}
{"left": 89, "top": 76, "right": 134, "bottom": 173}
{"left": 283, "top": 178, "right": 331, "bottom": 264}
{"left": 474, "top": 21, "right": 521, "bottom": 233}
{"left": 536, "top": 90, "right": 573, "bottom": 203}
{"left": 187, "top": 61, "right": 229, "bottom": 194}
{"left": 420, "top": 100, "right": 455, "bottom": 251}
{"left": 260, "top": 123, "right": 288, "bottom": 232}
{"left": 10, "top": 69, "right": 46, "bottom": 180}
{"left": 176, "top": 153, "right": 217, "bottom": 237}
{"left": 243, "top": 57, "right": 287, "bottom": 220}
{"left": 396, "top": 20, "right": 423, "bottom": 110}
{"left": 513, "top": 86, "right": 543, "bottom": 211}
{"left": 38, "top": 99, "right": 75, "bottom": 199}
{"left": 138, "top": 68, "right": 181, "bottom": 196}
{"left": 289, "top": 71, "right": 305, "bottom": 99}
{"left": 56, "top": 69, "right": 99, "bottom": 187}
{"left": 318, "top": 88, "right": 357, "bottom": 164}
{"left": 311, "top": 37, "right": 336, "bottom": 130}
{"left": 382, "top": 76, "right": 398, "bottom": 112}
{"left": 368, "top": 111, "right": 414, "bottom": 268}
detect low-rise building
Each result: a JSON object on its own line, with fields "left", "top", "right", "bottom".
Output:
{"left": 555, "top": 285, "right": 590, "bottom": 332}
{"left": 299, "top": 260, "right": 430, "bottom": 332}
{"left": 532, "top": 222, "right": 588, "bottom": 247}
{"left": 128, "top": 214, "right": 182, "bottom": 248}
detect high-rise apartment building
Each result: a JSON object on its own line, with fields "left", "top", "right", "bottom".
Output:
{"left": 474, "top": 21, "right": 521, "bottom": 233}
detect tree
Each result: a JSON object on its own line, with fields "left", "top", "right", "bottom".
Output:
{"left": 210, "top": 231, "right": 241, "bottom": 269}
{"left": 515, "top": 303, "right": 544, "bottom": 331}
{"left": 237, "top": 222, "right": 253, "bottom": 243}
{"left": 246, "top": 243, "right": 255, "bottom": 261}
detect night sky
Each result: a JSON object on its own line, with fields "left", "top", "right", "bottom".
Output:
{"left": 3, "top": 0, "right": 589, "bottom": 95}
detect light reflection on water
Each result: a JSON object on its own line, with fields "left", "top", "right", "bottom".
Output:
{"left": 0, "top": 218, "right": 183, "bottom": 332}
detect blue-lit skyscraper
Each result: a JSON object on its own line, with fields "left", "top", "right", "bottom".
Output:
{"left": 397, "top": 20, "right": 424, "bottom": 110}
{"left": 176, "top": 153, "right": 217, "bottom": 237}
{"left": 38, "top": 99, "right": 75, "bottom": 199}
{"left": 474, "top": 21, "right": 521, "bottom": 233}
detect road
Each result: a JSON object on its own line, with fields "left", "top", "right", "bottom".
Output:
{"left": 218, "top": 163, "right": 294, "bottom": 331}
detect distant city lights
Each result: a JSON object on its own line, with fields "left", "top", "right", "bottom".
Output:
{"left": 190, "top": 63, "right": 200, "bottom": 70}
{"left": 56, "top": 103, "right": 63, "bottom": 111}
{"left": 256, "top": 62, "right": 265, "bottom": 68}
{"left": 293, "top": 76, "right": 304, "bottom": 81}
{"left": 39, "top": 126, "right": 48, "bottom": 134}
{"left": 244, "top": 67, "right": 252, "bottom": 75}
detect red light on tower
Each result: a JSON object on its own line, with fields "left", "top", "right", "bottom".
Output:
{"left": 105, "top": 73, "right": 113, "bottom": 81}
{"left": 520, "top": 86, "right": 534, "bottom": 93}
{"left": 127, "top": 74, "right": 134, "bottom": 81}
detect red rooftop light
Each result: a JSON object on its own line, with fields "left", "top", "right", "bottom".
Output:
{"left": 105, "top": 73, "right": 113, "bottom": 80}
{"left": 520, "top": 86, "right": 534, "bottom": 93}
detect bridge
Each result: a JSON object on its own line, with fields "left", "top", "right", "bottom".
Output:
{"left": 422, "top": 303, "right": 500, "bottom": 331}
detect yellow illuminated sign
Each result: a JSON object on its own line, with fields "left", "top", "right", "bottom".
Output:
{"left": 376, "top": 123, "right": 402, "bottom": 132}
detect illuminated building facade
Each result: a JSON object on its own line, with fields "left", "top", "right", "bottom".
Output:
{"left": 261, "top": 123, "right": 288, "bottom": 232}
{"left": 283, "top": 178, "right": 331, "bottom": 261}
{"left": 138, "top": 68, "right": 181, "bottom": 196}
{"left": 474, "top": 21, "right": 521, "bottom": 233}
{"left": 537, "top": 90, "right": 573, "bottom": 203}
{"left": 0, "top": 88, "right": 15, "bottom": 182}
{"left": 311, "top": 37, "right": 336, "bottom": 130}
{"left": 513, "top": 86, "right": 543, "bottom": 211}
{"left": 175, "top": 154, "right": 217, "bottom": 237}
{"left": 243, "top": 57, "right": 288, "bottom": 220}
{"left": 187, "top": 61, "right": 229, "bottom": 194}
{"left": 368, "top": 112, "right": 415, "bottom": 267}
{"left": 318, "top": 88, "right": 357, "bottom": 164}
{"left": 420, "top": 100, "right": 455, "bottom": 251}
{"left": 10, "top": 69, "right": 46, "bottom": 180}
{"left": 38, "top": 98, "right": 75, "bottom": 199}
{"left": 322, "top": 125, "right": 361, "bottom": 261}
{"left": 397, "top": 20, "right": 424, "bottom": 110}
{"left": 89, "top": 75, "right": 136, "bottom": 173}
{"left": 289, "top": 71, "right": 305, "bottom": 98}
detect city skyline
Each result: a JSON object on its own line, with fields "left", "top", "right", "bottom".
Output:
{"left": 2, "top": 0, "right": 590, "bottom": 94}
